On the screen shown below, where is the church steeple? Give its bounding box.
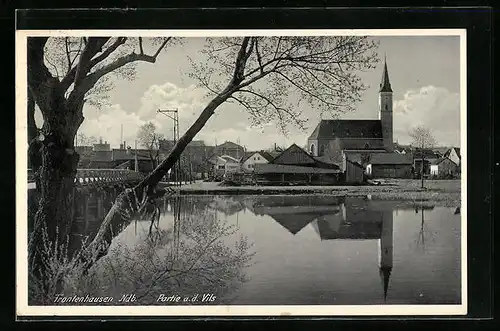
[378,54,394,152]
[379,55,393,93]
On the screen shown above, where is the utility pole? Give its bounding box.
[134,140,138,172]
[157,108,180,186]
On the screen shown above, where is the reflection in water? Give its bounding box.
[68,193,461,306]
[64,194,255,305]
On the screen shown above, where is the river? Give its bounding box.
[66,194,461,306]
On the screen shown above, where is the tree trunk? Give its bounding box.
[28,102,82,286]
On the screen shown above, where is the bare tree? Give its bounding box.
[27,36,175,279]
[87,36,379,262]
[75,133,98,168]
[409,125,437,188]
[137,122,164,169]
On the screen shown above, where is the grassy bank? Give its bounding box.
[159,179,461,207]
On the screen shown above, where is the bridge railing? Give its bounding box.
[75,169,144,185]
[28,168,145,189]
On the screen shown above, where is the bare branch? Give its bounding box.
[64,37,71,74]
[138,37,144,54]
[254,38,264,74]
[89,37,127,70]
[152,37,171,58]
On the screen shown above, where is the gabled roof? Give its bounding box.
[240,151,275,163]
[239,151,255,163]
[270,143,318,165]
[430,157,457,166]
[413,148,440,159]
[433,147,450,155]
[220,155,240,163]
[308,120,383,140]
[214,141,244,150]
[260,151,275,162]
[368,152,413,165]
[444,147,461,159]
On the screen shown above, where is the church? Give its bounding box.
[307,57,413,178]
[308,57,394,156]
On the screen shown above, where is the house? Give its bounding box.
[254,144,342,185]
[240,151,275,171]
[93,138,111,152]
[307,57,395,155]
[393,143,412,154]
[159,139,214,178]
[271,143,318,167]
[433,146,450,157]
[364,152,413,178]
[111,147,155,173]
[412,148,440,175]
[254,163,342,185]
[443,147,461,167]
[208,154,241,178]
[344,159,365,184]
[430,158,459,178]
[212,141,245,160]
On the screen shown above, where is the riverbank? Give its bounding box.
[159,179,461,207]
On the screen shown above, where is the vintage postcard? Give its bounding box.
[16,28,467,317]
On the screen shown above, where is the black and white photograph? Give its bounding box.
[17,29,466,316]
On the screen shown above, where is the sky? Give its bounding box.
[35,35,462,150]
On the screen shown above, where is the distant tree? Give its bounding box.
[75,133,98,168]
[324,139,343,164]
[76,133,98,147]
[409,125,437,188]
[137,122,164,169]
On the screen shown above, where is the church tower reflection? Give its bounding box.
[378,209,393,302]
[248,195,396,302]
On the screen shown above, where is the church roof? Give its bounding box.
[380,57,393,93]
[308,119,383,140]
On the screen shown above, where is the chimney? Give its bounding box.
[119,143,123,149]
[105,140,107,145]
[124,141,126,149]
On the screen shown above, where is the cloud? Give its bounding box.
[78,81,311,150]
[137,82,208,130]
[79,104,150,147]
[393,86,460,146]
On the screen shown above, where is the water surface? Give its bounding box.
[85,195,461,305]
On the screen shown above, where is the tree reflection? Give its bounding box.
[65,204,255,305]
[414,205,436,253]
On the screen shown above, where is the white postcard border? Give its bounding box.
[15,28,467,317]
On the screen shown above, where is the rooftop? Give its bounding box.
[308,119,383,140]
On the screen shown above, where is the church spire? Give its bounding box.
[379,54,393,93]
